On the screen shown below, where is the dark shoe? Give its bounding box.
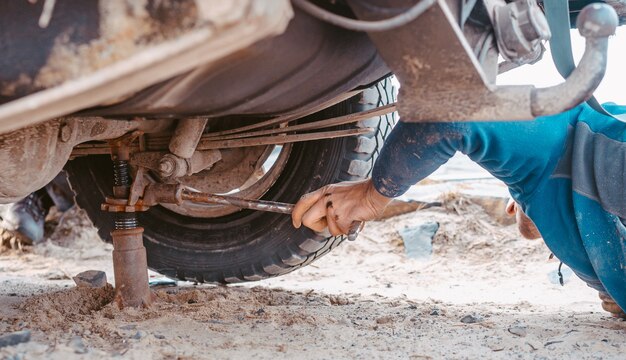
[0,193,48,244]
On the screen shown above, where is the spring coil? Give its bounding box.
[112,159,137,230]
[115,213,138,230]
[112,160,131,187]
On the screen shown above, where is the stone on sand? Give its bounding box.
[73,270,107,288]
[398,221,439,260]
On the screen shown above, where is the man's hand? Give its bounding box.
[292,179,392,236]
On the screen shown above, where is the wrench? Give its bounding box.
[180,189,364,241]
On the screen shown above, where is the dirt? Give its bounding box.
[1,195,625,359]
[32,0,199,91]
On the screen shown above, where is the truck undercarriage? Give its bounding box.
[0,0,623,305]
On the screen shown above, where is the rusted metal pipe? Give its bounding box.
[111,227,152,308]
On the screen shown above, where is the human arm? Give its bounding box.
[292,121,464,235]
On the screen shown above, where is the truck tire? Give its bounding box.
[66,77,397,283]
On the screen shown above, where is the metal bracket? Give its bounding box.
[348,0,617,121]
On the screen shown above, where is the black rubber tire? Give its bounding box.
[65,77,396,283]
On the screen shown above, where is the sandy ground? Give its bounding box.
[1,162,625,359]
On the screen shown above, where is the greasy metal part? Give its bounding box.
[498,44,545,74]
[173,147,268,195]
[493,0,550,62]
[0,117,168,203]
[107,141,151,309]
[144,184,364,240]
[143,183,185,206]
[110,141,138,229]
[203,90,362,138]
[531,37,608,116]
[533,4,618,115]
[161,144,292,218]
[109,131,143,199]
[348,0,616,121]
[71,104,390,157]
[132,150,222,178]
[128,167,150,207]
[0,0,293,134]
[210,104,396,141]
[73,127,373,155]
[111,227,152,309]
[197,128,373,150]
[168,117,209,159]
[101,197,150,213]
[182,189,294,214]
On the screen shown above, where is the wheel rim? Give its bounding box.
[159,144,293,218]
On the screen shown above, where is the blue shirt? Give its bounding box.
[372,103,626,311]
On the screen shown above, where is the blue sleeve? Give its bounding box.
[371,106,583,203]
[371,121,463,197]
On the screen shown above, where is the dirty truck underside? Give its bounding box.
[0,0,622,290]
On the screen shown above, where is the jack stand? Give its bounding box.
[103,132,152,308]
[111,227,152,308]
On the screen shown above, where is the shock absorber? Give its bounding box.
[103,134,152,308]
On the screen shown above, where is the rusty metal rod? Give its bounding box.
[181,190,293,214]
[211,104,396,141]
[71,127,374,157]
[197,128,373,150]
[203,90,362,138]
[180,189,363,241]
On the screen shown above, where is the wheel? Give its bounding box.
[65,77,397,283]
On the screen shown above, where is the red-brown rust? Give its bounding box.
[111,227,152,309]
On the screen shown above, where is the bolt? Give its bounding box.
[158,158,175,177]
[59,124,72,142]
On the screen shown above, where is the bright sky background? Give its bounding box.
[498,27,626,104]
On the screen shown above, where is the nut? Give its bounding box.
[158,158,175,177]
[59,124,72,142]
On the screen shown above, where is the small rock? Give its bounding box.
[73,270,107,288]
[376,316,393,324]
[398,221,439,260]
[148,277,177,287]
[0,330,31,348]
[255,308,265,315]
[68,336,87,354]
[430,308,440,316]
[508,325,528,337]
[154,334,166,340]
[132,331,146,340]
[119,324,137,330]
[485,337,505,352]
[329,295,349,305]
[460,314,482,324]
